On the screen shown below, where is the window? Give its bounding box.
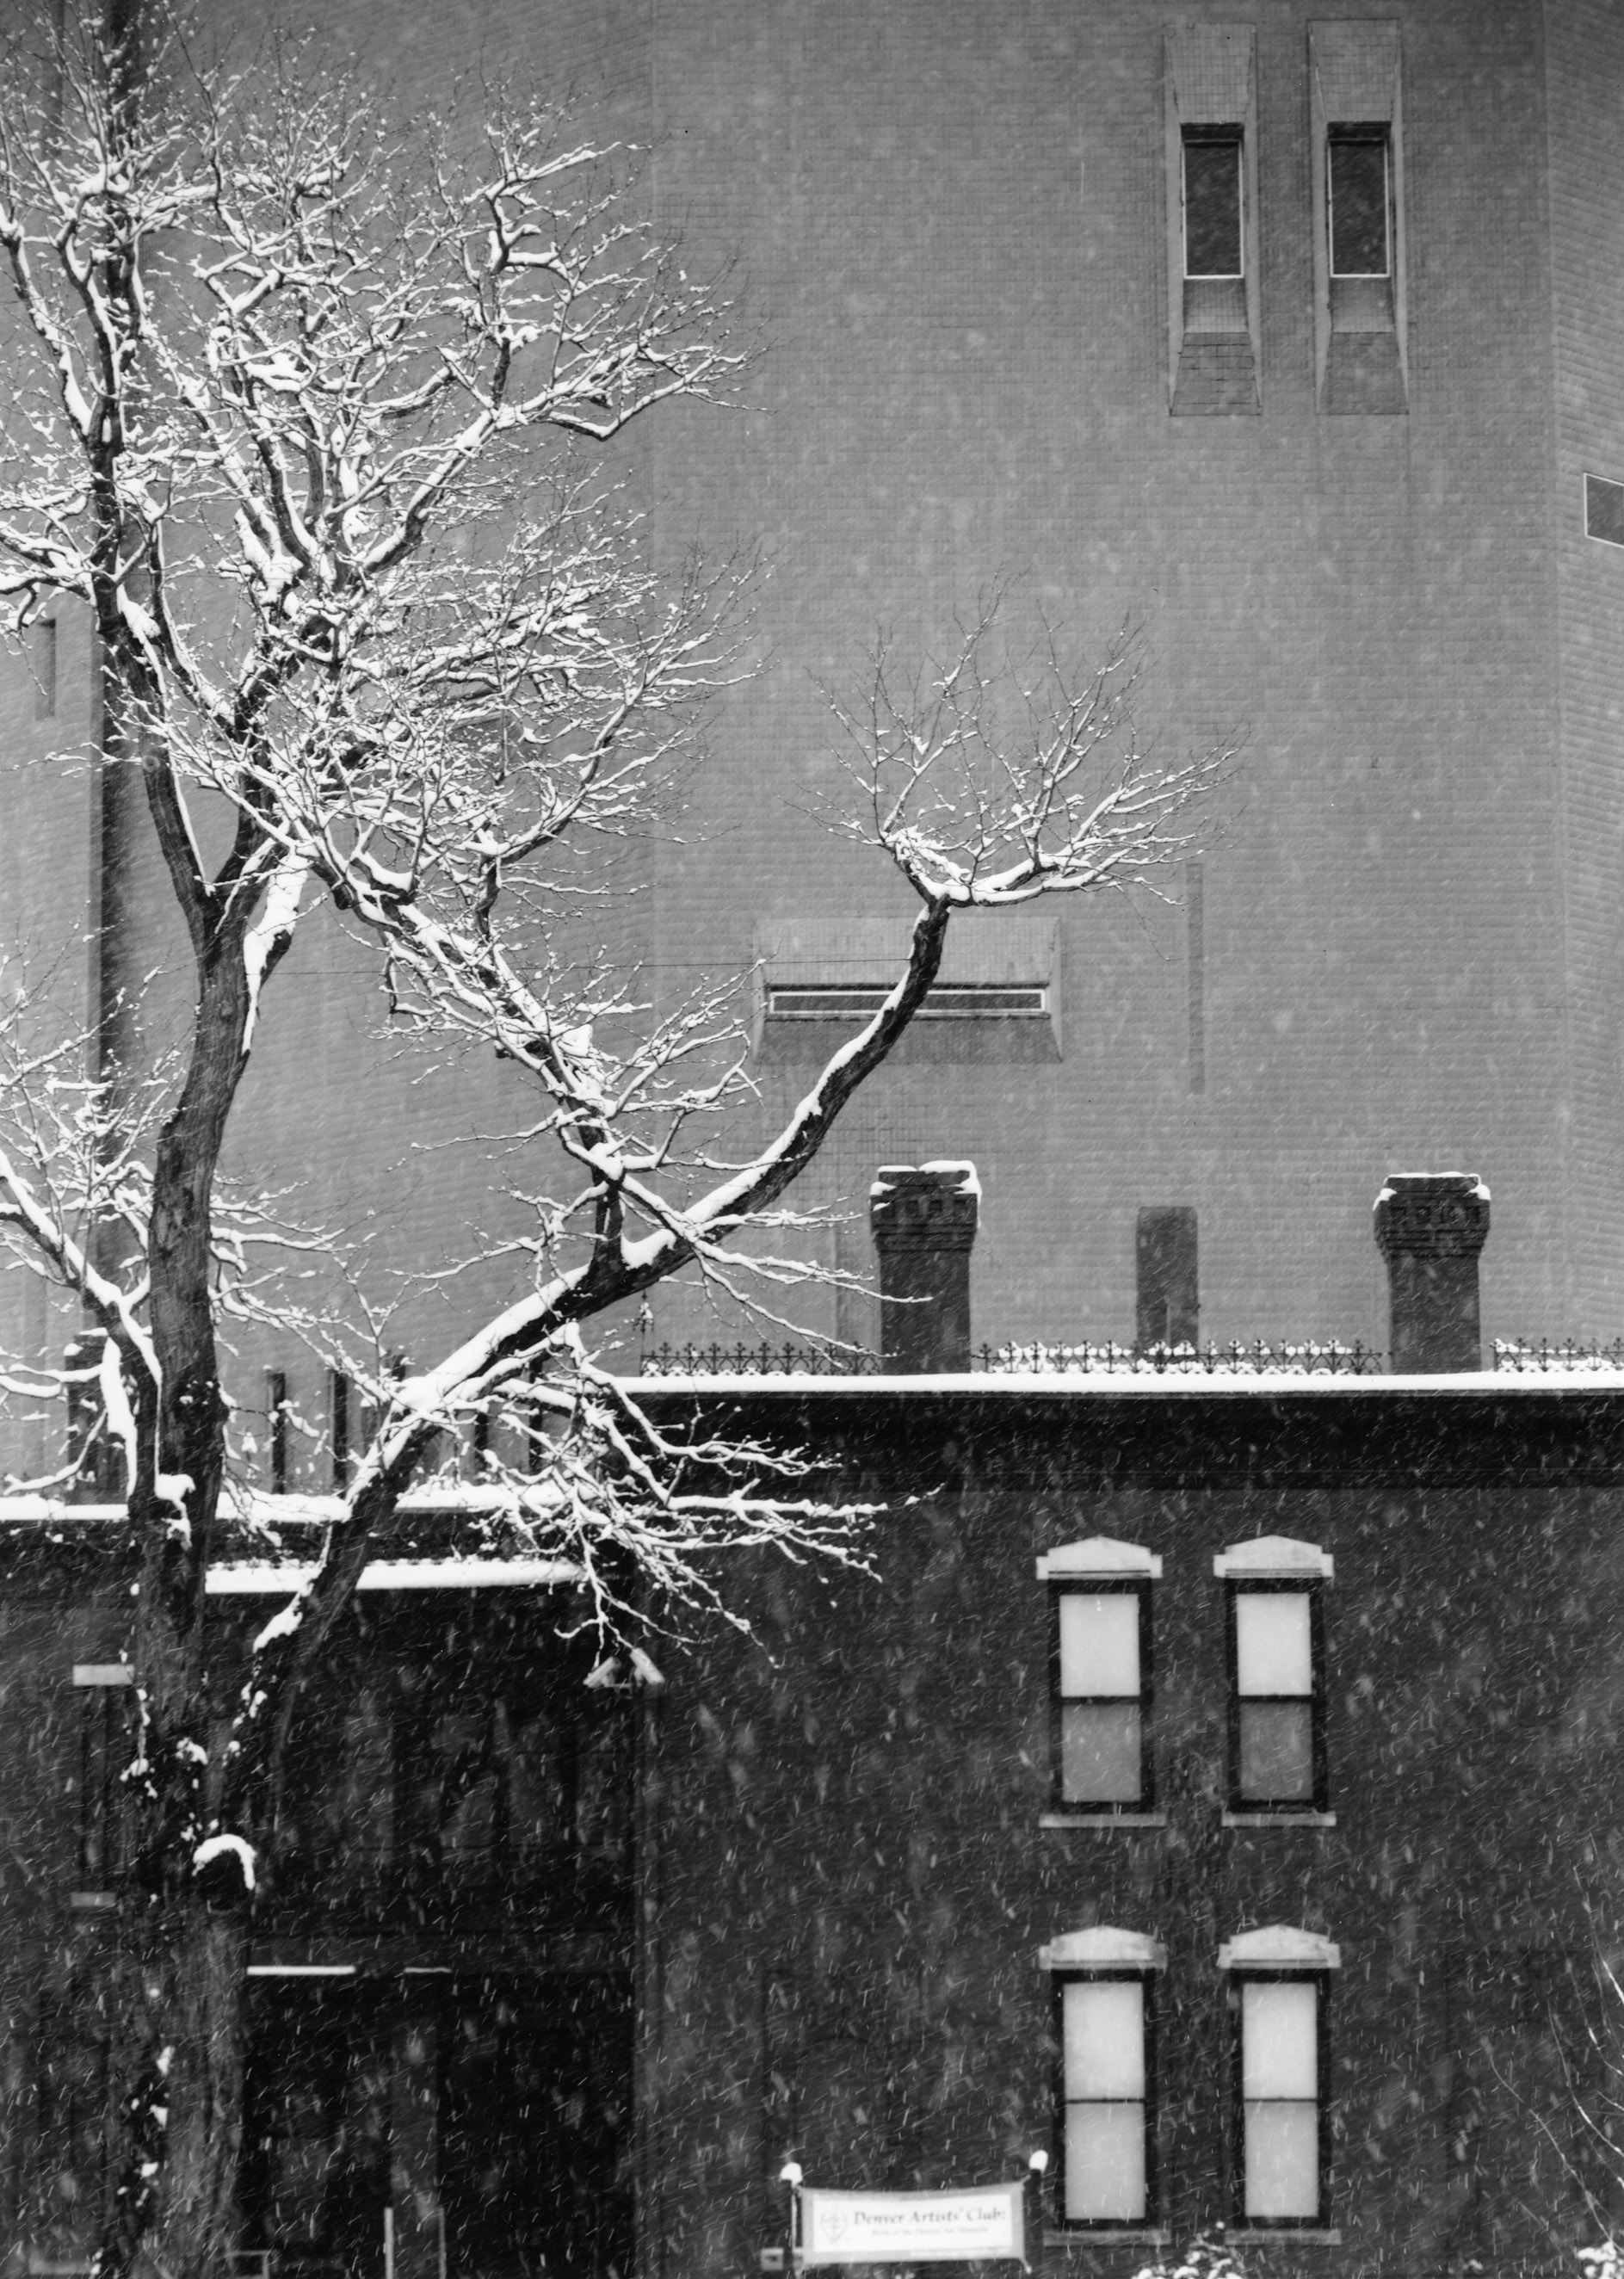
[329,1368,351,1491]
[266,1368,289,1493]
[1182,126,1244,278]
[1037,1540,1160,1815]
[72,1663,133,1901]
[1219,1927,1340,2229]
[765,981,1047,1021]
[1586,474,1624,547]
[1309,23,1405,414]
[1040,1927,1164,2230]
[1136,1207,1198,1349]
[1327,127,1390,276]
[33,617,57,720]
[1164,26,1258,416]
[1215,1539,1332,1817]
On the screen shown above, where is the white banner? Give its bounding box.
[798,2183,1025,2266]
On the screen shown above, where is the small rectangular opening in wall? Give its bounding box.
[1586,475,1624,547]
[764,982,1048,1021]
[33,619,57,720]
[1328,127,1390,276]
[266,1368,288,1493]
[1181,126,1244,278]
[1136,1207,1198,1349]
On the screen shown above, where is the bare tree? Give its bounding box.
[0,8,1231,2275]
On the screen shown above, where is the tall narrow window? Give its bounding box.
[1215,1540,1332,1818]
[33,617,57,720]
[330,1368,351,1492]
[1041,1928,1164,2231]
[266,1368,289,1493]
[1037,1540,1160,1816]
[1327,127,1390,276]
[72,1663,133,1900]
[1220,1929,1339,2228]
[1182,126,1244,278]
[1136,1207,1198,1349]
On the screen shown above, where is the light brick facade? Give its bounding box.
[2,0,1622,1420]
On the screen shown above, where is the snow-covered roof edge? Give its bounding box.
[1213,1535,1334,1580]
[206,1558,577,1595]
[1039,1926,1167,1971]
[624,1368,1624,1397]
[1217,1924,1341,1970]
[1037,1537,1163,1580]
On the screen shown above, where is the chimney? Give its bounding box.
[869,1162,980,1372]
[1373,1172,1491,1373]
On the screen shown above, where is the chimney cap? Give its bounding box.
[869,1160,981,1199]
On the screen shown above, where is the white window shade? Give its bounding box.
[1060,1974,1151,2223]
[1239,1979,1322,2221]
[1236,1594,1312,1695]
[1060,1594,1140,1695]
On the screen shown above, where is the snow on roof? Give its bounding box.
[1038,1926,1167,1971]
[1217,1924,1341,1971]
[624,1367,1624,1396]
[1036,1537,1163,1580]
[1374,1172,1491,1204]
[205,1558,577,1595]
[1213,1535,1334,1580]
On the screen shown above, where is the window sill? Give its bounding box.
[1040,1813,1167,1830]
[1227,2231,1341,2245]
[1046,2232,1169,2248]
[1223,1812,1337,1828]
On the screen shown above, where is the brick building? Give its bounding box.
[3,1195,1624,2279]
[3,2,1624,2274]
[5,0,1624,1478]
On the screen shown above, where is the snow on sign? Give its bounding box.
[798,2184,1025,2265]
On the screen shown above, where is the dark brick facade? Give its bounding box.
[1,1379,1621,2276]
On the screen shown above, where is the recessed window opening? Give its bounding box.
[33,617,57,720]
[266,1369,290,1493]
[1059,1973,1155,2225]
[764,981,1047,1021]
[1328,126,1390,277]
[330,1368,351,1492]
[1054,1584,1152,1809]
[1234,1974,1329,2225]
[1229,1584,1325,1810]
[1585,475,1624,548]
[1182,125,1244,279]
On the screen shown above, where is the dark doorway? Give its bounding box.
[243,1973,633,2279]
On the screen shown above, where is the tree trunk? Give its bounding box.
[104,1895,249,2279]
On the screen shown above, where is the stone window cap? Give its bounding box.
[1038,1538,1163,1581]
[1040,1926,1166,1972]
[1218,1924,1340,1972]
[1213,1535,1332,1580]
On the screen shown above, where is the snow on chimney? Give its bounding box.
[1373,1172,1491,1374]
[869,1163,980,1373]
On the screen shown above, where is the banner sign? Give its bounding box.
[798,2183,1025,2265]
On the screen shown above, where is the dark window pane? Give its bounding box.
[1062,1702,1143,1802]
[1136,1205,1198,1347]
[1329,133,1389,275]
[1182,134,1243,277]
[1238,1701,1313,1800]
[1587,475,1624,547]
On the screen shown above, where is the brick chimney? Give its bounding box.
[1373,1172,1491,1373]
[869,1163,980,1373]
